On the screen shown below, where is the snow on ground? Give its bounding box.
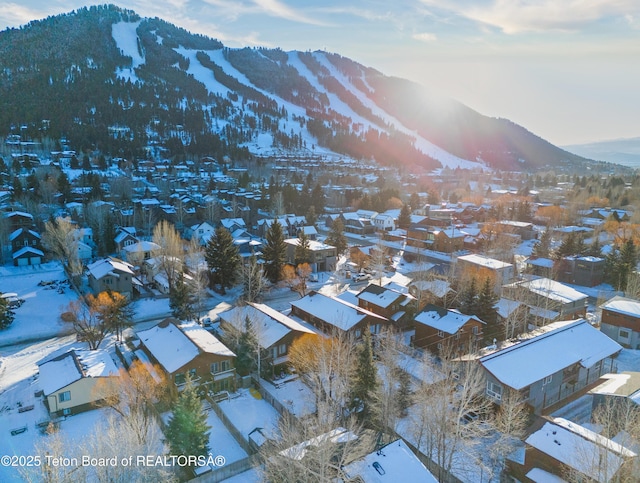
[112,20,144,82]
[259,377,316,418]
[0,263,79,347]
[615,349,640,373]
[218,388,280,442]
[311,52,481,170]
[551,394,593,425]
[205,407,248,464]
[175,48,231,97]
[131,297,171,321]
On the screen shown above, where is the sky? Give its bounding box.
[1,0,639,146]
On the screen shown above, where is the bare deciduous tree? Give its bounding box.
[42,217,82,282]
[152,220,185,294]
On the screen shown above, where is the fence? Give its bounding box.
[251,376,293,420]
[194,454,260,483]
[205,395,253,455]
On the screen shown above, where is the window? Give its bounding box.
[543,375,553,385]
[370,324,381,335]
[355,329,362,338]
[438,330,444,338]
[472,326,479,335]
[619,328,631,340]
[211,362,219,374]
[278,343,287,355]
[62,408,71,416]
[175,373,186,385]
[221,360,230,372]
[486,381,503,401]
[455,332,460,340]
[189,368,197,379]
[58,391,71,403]
[437,343,443,351]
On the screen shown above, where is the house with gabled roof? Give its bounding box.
[37,348,119,417]
[87,257,136,297]
[510,417,637,483]
[219,302,318,377]
[475,319,622,414]
[413,304,485,355]
[290,291,389,338]
[114,226,139,253]
[137,318,236,393]
[355,283,414,327]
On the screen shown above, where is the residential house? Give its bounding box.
[87,257,136,297]
[495,220,537,240]
[10,227,43,266]
[413,304,484,354]
[290,291,389,338]
[355,283,414,328]
[339,211,376,236]
[504,277,588,326]
[221,217,247,234]
[186,221,216,246]
[556,256,605,287]
[284,238,337,272]
[114,227,139,253]
[4,211,35,231]
[476,319,621,414]
[122,241,161,265]
[600,296,640,349]
[589,372,640,415]
[456,254,515,293]
[372,212,396,232]
[510,417,637,483]
[137,319,236,393]
[409,280,455,310]
[37,349,119,417]
[219,303,318,377]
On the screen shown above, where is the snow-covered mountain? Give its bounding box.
[0,5,590,171]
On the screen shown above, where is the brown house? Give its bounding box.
[508,417,637,482]
[290,291,389,338]
[137,319,236,393]
[355,284,414,328]
[600,296,640,349]
[406,225,464,253]
[412,304,484,355]
[219,302,318,377]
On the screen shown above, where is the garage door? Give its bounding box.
[30,257,41,265]
[16,257,28,266]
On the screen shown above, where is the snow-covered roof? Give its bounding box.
[122,241,161,253]
[291,292,386,331]
[137,320,200,373]
[601,296,640,318]
[9,228,40,241]
[494,298,524,319]
[284,238,335,251]
[457,253,513,270]
[588,372,640,400]
[410,280,452,298]
[517,278,588,304]
[343,439,438,483]
[87,257,134,279]
[526,257,555,268]
[38,349,119,395]
[180,322,235,357]
[220,304,316,349]
[525,418,636,483]
[12,246,44,258]
[357,284,404,309]
[414,304,483,334]
[480,320,622,390]
[525,467,568,483]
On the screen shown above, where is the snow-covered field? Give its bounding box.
[218,388,280,443]
[0,263,80,346]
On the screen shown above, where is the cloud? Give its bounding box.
[252,0,328,26]
[0,3,58,28]
[413,32,438,42]
[421,0,640,34]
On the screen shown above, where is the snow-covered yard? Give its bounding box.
[615,348,640,372]
[218,388,280,443]
[205,407,248,464]
[259,377,316,418]
[0,263,80,346]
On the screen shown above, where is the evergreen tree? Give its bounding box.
[459,277,478,316]
[350,330,378,420]
[586,237,603,258]
[326,218,348,255]
[531,228,551,259]
[170,273,194,320]
[395,367,411,418]
[235,317,258,376]
[205,226,241,294]
[409,192,421,212]
[554,232,577,260]
[311,183,325,213]
[294,231,312,266]
[262,220,287,284]
[57,171,72,204]
[397,203,412,230]
[165,377,211,461]
[618,238,638,291]
[476,277,499,341]
[306,205,317,226]
[0,295,15,330]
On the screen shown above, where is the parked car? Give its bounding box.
[353,273,372,283]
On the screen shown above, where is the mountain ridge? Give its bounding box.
[0,4,591,171]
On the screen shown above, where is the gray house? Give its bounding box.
[476,319,622,414]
